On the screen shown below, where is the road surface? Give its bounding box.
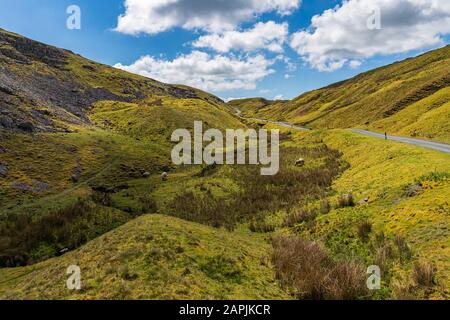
[235,110,450,154]
[351,129,450,154]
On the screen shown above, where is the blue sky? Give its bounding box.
[1,0,449,101]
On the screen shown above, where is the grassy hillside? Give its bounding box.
[256,122,449,299]
[227,98,286,118]
[0,214,289,300]
[0,28,244,267]
[3,122,448,300]
[0,28,224,133]
[1,29,448,300]
[317,130,450,299]
[229,46,450,143]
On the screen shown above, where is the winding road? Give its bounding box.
[350,129,450,154]
[235,110,450,154]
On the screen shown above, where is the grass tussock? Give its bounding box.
[249,220,276,233]
[337,193,355,208]
[168,145,346,230]
[394,261,441,299]
[412,261,437,289]
[272,235,368,300]
[283,208,318,228]
[357,220,372,242]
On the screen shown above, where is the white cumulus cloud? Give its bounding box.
[116,0,301,34]
[290,0,450,71]
[274,94,284,100]
[114,51,276,92]
[193,21,289,53]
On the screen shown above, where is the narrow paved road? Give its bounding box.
[351,129,450,154]
[235,110,450,154]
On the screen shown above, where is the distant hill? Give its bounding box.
[229,46,450,143]
[227,97,286,117]
[0,28,231,134]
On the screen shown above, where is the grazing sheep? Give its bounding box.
[142,171,151,178]
[295,158,305,167]
[161,172,168,181]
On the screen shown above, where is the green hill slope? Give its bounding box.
[0,214,289,300]
[0,29,244,267]
[0,28,225,133]
[229,46,450,143]
[1,29,448,300]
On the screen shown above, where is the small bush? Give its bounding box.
[394,235,412,262]
[0,198,130,267]
[272,236,368,300]
[319,199,331,214]
[283,208,318,228]
[200,255,243,283]
[374,244,395,272]
[139,195,158,213]
[249,220,275,233]
[167,145,346,230]
[337,193,355,208]
[357,220,372,242]
[416,172,450,184]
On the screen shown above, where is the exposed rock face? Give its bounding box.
[31,181,50,193]
[0,30,131,133]
[0,115,13,129]
[11,180,50,193]
[71,165,82,182]
[17,122,35,132]
[0,28,224,133]
[0,30,67,67]
[0,67,130,133]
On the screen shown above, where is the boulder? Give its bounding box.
[160,165,172,172]
[0,85,14,95]
[18,122,35,133]
[31,180,50,193]
[0,161,8,177]
[11,181,30,191]
[404,184,423,197]
[71,165,82,182]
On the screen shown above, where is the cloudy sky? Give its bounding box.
[1,0,449,100]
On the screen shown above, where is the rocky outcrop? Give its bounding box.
[0,161,8,177]
[0,28,225,133]
[11,180,50,193]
